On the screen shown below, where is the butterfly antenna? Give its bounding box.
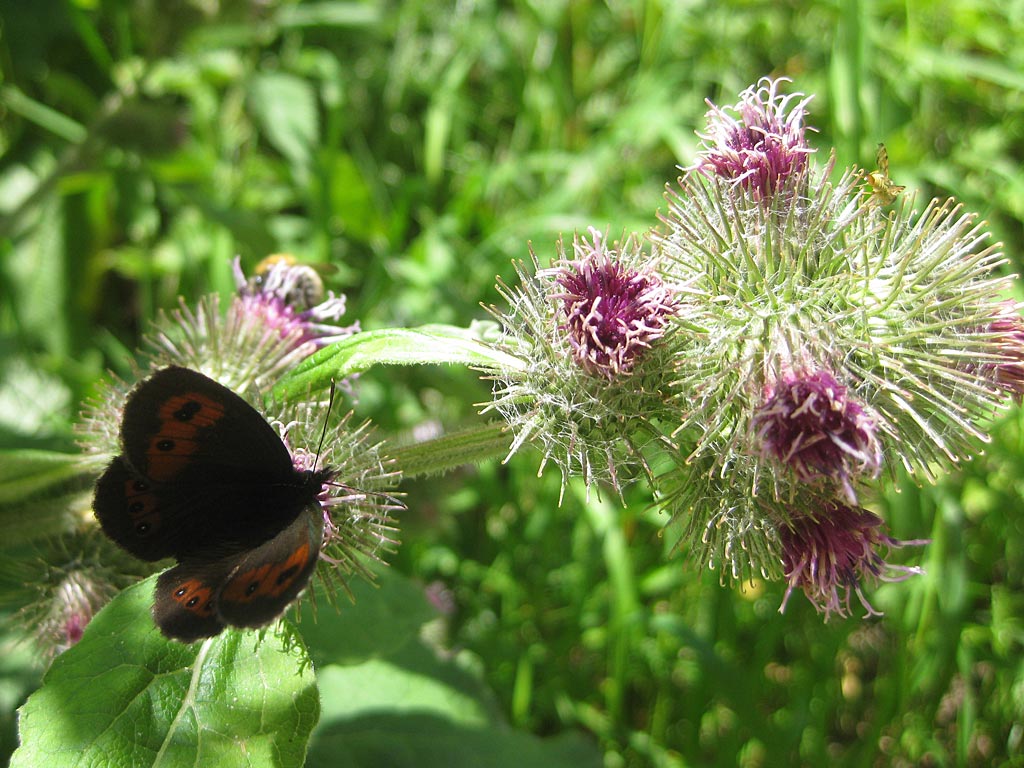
[313,379,337,470]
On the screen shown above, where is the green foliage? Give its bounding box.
[2,0,1024,766]
[275,323,525,399]
[13,579,320,767]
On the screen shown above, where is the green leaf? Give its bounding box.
[273,325,526,399]
[12,577,320,768]
[305,566,601,768]
[298,564,438,667]
[0,450,90,504]
[0,451,94,545]
[249,72,320,172]
[309,641,601,768]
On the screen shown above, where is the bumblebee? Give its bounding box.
[247,254,328,311]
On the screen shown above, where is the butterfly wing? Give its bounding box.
[153,558,233,641]
[94,367,314,561]
[216,508,324,630]
[152,509,322,642]
[119,366,294,485]
[94,456,179,561]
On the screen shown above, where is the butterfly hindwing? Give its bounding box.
[153,558,233,642]
[94,456,179,561]
[151,510,324,642]
[216,508,324,629]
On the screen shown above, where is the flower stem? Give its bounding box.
[389,422,512,479]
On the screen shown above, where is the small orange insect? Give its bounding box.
[865,143,905,206]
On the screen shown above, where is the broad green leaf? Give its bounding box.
[298,565,438,667]
[0,639,40,762]
[309,642,601,768]
[274,325,526,399]
[12,577,319,768]
[0,450,94,545]
[306,573,601,768]
[249,73,320,173]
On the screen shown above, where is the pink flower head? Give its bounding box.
[755,369,880,502]
[779,503,926,619]
[234,256,358,348]
[690,77,815,200]
[551,229,677,379]
[982,300,1024,402]
[45,571,112,657]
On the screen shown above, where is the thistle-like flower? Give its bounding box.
[779,503,926,619]
[41,571,110,655]
[550,229,678,379]
[234,255,355,345]
[1,533,142,660]
[690,76,816,200]
[754,368,881,502]
[273,400,401,591]
[77,256,359,461]
[486,229,681,497]
[144,256,357,391]
[978,300,1024,401]
[651,76,1020,597]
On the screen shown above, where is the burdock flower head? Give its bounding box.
[486,228,681,496]
[978,300,1024,401]
[264,399,401,590]
[755,368,881,503]
[690,76,816,200]
[651,76,1021,601]
[77,256,359,462]
[145,255,357,389]
[550,228,678,379]
[1,532,142,660]
[779,503,926,619]
[235,255,355,345]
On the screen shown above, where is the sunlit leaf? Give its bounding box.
[12,578,319,768]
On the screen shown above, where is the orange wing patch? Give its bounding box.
[170,579,217,617]
[145,391,226,480]
[221,542,314,603]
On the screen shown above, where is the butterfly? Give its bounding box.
[93,366,332,642]
[865,142,905,206]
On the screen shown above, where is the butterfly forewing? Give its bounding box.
[119,366,295,485]
[95,366,319,561]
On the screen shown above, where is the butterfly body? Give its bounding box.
[93,366,331,641]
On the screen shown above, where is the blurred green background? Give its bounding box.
[2,0,1023,765]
